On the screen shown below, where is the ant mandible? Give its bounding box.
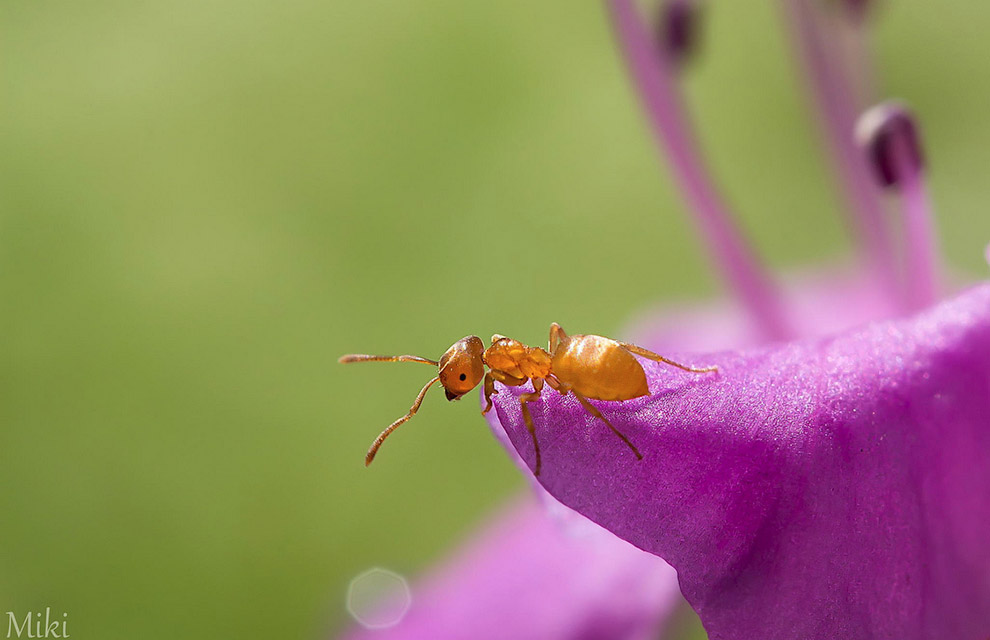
[340,323,717,476]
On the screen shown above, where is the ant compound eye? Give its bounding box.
[459,373,467,381]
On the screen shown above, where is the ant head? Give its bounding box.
[438,336,485,400]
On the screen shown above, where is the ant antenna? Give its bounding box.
[339,354,439,365]
[364,376,440,466]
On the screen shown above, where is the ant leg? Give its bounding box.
[572,391,643,460]
[548,323,568,353]
[545,375,570,398]
[483,370,527,415]
[481,372,497,415]
[365,376,440,466]
[618,343,718,373]
[518,378,546,476]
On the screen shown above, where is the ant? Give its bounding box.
[340,323,717,475]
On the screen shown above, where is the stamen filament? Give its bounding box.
[856,101,939,310]
[834,7,876,107]
[781,0,899,300]
[606,0,789,341]
[895,142,939,309]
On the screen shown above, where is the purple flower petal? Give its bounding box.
[487,284,990,640]
[341,498,684,640]
[623,268,899,353]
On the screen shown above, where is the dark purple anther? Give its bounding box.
[831,0,875,22]
[857,101,938,308]
[856,101,924,189]
[656,0,703,67]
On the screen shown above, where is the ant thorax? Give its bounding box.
[483,336,552,381]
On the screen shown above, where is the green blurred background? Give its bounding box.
[2,1,989,638]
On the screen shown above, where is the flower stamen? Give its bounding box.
[607,0,790,341]
[654,0,704,69]
[832,0,875,24]
[857,101,939,309]
[781,0,899,301]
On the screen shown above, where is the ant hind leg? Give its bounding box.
[548,323,567,353]
[619,342,717,373]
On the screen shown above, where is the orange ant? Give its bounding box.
[340,323,717,475]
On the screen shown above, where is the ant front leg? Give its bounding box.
[481,370,526,416]
[482,372,497,415]
[518,378,546,476]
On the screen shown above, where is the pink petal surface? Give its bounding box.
[488,283,990,640]
[622,267,899,353]
[341,497,683,640]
